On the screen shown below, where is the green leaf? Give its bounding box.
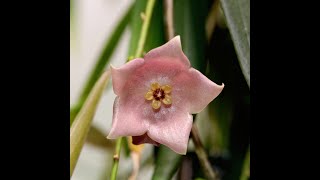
[152,146,183,180]
[220,0,250,88]
[70,70,111,177]
[204,26,250,180]
[70,5,133,125]
[240,147,250,180]
[86,125,115,149]
[173,0,211,73]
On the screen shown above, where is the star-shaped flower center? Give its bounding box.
[144,82,172,109]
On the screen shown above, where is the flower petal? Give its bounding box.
[173,68,224,114]
[147,112,193,155]
[107,96,148,139]
[143,36,190,68]
[108,60,189,139]
[111,58,145,96]
[132,133,160,146]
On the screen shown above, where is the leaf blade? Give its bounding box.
[240,147,250,180]
[70,5,132,125]
[220,0,250,88]
[173,0,210,73]
[70,70,111,177]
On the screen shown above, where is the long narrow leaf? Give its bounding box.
[240,147,250,180]
[70,70,111,177]
[70,5,133,125]
[220,0,250,88]
[86,125,115,149]
[173,0,211,73]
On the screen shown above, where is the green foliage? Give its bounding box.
[220,0,250,87]
[70,5,133,125]
[86,125,115,149]
[173,0,211,73]
[128,0,165,59]
[70,71,111,177]
[240,147,250,180]
[207,25,250,180]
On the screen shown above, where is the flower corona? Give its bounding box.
[145,82,172,109]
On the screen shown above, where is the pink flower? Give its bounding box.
[107,36,224,154]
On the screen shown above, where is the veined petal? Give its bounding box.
[111,58,145,96]
[107,96,148,139]
[147,112,193,155]
[143,36,190,68]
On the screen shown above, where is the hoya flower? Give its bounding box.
[107,36,224,154]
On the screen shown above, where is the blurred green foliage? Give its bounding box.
[128,0,165,58]
[220,0,250,87]
[70,5,133,125]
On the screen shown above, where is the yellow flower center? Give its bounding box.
[144,82,172,109]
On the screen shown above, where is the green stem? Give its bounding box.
[110,0,156,179]
[70,5,133,125]
[163,0,174,40]
[134,0,156,58]
[110,137,123,180]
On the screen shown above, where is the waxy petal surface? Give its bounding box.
[107,36,224,155]
[107,97,148,139]
[171,68,225,114]
[111,58,145,96]
[147,112,193,154]
[144,36,190,67]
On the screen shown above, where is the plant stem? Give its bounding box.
[110,137,123,180]
[110,1,156,179]
[191,124,219,180]
[163,0,174,40]
[134,0,156,58]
